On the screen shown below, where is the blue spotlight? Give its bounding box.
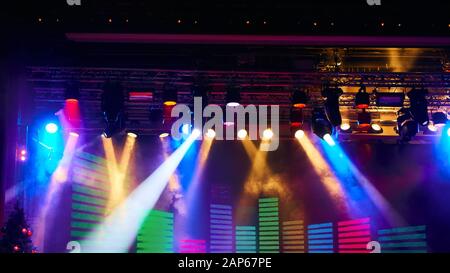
[182,124,191,135]
[323,133,336,147]
[45,123,58,134]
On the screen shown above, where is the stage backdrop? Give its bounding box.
[33,136,450,253]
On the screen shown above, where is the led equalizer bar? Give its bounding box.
[258,197,280,253]
[137,210,174,253]
[337,218,371,253]
[235,226,257,253]
[307,222,334,253]
[209,204,233,253]
[179,239,206,253]
[282,220,306,253]
[377,225,427,253]
[70,152,108,246]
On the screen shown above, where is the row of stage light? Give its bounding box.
[59,81,450,145]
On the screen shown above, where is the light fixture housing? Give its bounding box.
[322,87,343,127]
[163,85,178,106]
[407,88,429,126]
[311,108,334,139]
[397,107,418,142]
[226,86,241,107]
[357,110,372,130]
[355,85,370,109]
[292,89,309,109]
[432,112,448,127]
[101,81,125,138]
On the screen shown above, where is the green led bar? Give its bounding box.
[258,198,280,253]
[137,210,174,253]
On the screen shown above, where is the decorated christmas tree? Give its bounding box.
[0,203,36,253]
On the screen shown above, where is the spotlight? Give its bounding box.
[292,89,309,109]
[20,155,27,162]
[192,128,201,138]
[322,87,343,127]
[237,129,248,139]
[45,123,58,134]
[20,149,27,156]
[357,109,372,130]
[427,123,438,132]
[69,132,79,137]
[163,85,178,106]
[323,134,336,147]
[311,108,334,140]
[407,88,429,126]
[159,132,170,138]
[65,81,80,101]
[290,108,303,127]
[127,132,138,138]
[101,81,125,138]
[226,85,241,107]
[340,123,352,133]
[205,129,216,139]
[370,123,383,133]
[262,129,274,140]
[295,130,305,140]
[355,85,370,109]
[397,107,418,142]
[447,127,450,137]
[182,124,191,135]
[432,112,448,128]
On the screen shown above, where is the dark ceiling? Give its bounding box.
[3,0,450,35]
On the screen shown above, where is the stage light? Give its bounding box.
[322,87,343,127]
[45,123,58,134]
[290,108,303,127]
[192,128,201,137]
[407,88,429,126]
[447,127,450,137]
[205,129,216,139]
[371,123,382,132]
[226,86,241,107]
[127,132,138,138]
[182,124,191,135]
[340,123,351,131]
[311,108,334,140]
[295,130,305,140]
[163,84,178,106]
[397,107,418,142]
[237,129,248,139]
[292,89,308,109]
[323,134,336,147]
[69,132,79,137]
[101,81,125,138]
[428,123,438,132]
[159,132,170,138]
[20,149,27,156]
[262,129,274,140]
[357,110,372,130]
[432,112,448,128]
[65,81,80,101]
[355,85,370,109]
[20,155,27,162]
